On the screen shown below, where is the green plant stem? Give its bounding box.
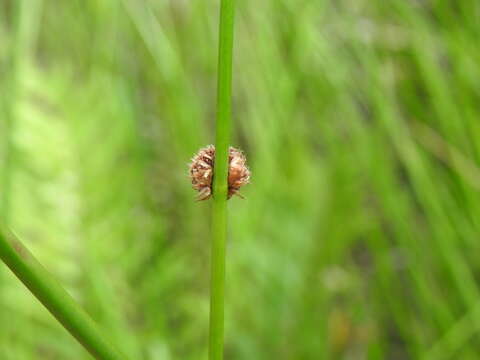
[0,229,127,360]
[209,0,236,359]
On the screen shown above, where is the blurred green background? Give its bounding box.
[1,0,480,359]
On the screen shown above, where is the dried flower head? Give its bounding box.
[189,145,250,201]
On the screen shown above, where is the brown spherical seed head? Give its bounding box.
[189,145,250,201]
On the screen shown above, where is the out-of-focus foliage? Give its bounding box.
[1,0,480,359]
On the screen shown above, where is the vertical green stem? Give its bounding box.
[0,229,127,360]
[209,0,236,359]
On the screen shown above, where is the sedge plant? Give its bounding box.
[209,0,236,359]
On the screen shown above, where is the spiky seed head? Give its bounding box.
[189,145,250,201]
[227,147,250,199]
[189,145,215,201]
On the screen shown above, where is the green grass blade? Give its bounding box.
[209,0,236,359]
[0,229,127,360]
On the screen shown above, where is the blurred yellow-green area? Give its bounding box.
[2,0,480,359]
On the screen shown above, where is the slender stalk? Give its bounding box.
[209,0,236,359]
[0,229,127,360]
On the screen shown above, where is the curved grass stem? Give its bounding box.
[0,229,127,360]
